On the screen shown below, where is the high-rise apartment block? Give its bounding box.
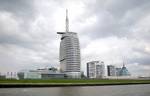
[107,65,116,76]
[87,61,105,78]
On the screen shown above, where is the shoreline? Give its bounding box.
[1,79,150,88]
[0,82,150,88]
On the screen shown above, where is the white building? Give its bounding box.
[24,71,41,79]
[57,10,81,78]
[17,68,65,79]
[87,61,105,78]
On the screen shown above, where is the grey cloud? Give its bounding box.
[80,0,150,39]
[127,46,150,66]
[0,0,35,19]
[129,57,150,66]
[105,0,150,18]
[0,0,56,50]
[0,0,37,49]
[0,0,37,42]
[0,34,34,50]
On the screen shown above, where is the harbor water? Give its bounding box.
[0,84,150,96]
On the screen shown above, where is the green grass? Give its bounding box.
[0,79,150,84]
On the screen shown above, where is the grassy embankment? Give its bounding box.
[0,79,150,85]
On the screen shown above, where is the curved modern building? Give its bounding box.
[57,10,81,78]
[119,64,130,76]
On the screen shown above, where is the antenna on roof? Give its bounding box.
[122,56,126,67]
[66,9,69,32]
[123,61,125,67]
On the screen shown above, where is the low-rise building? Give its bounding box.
[17,67,65,79]
[0,75,6,79]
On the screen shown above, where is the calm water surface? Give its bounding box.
[0,84,150,96]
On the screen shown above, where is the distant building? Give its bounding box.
[17,72,24,79]
[116,68,122,76]
[57,10,81,78]
[87,61,105,78]
[17,67,65,79]
[107,65,116,76]
[24,70,41,79]
[119,64,131,76]
[115,64,131,76]
[0,75,6,79]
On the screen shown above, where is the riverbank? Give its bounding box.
[0,79,150,88]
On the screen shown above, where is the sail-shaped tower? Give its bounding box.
[57,10,81,78]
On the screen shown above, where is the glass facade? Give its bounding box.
[119,66,130,76]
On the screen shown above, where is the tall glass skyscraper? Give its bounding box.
[57,10,81,78]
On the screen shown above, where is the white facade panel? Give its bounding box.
[58,32,81,78]
[87,61,105,78]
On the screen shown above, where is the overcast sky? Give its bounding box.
[0,0,150,76]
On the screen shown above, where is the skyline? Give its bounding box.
[0,0,150,76]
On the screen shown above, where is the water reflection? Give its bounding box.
[57,87,83,96]
[0,84,150,96]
